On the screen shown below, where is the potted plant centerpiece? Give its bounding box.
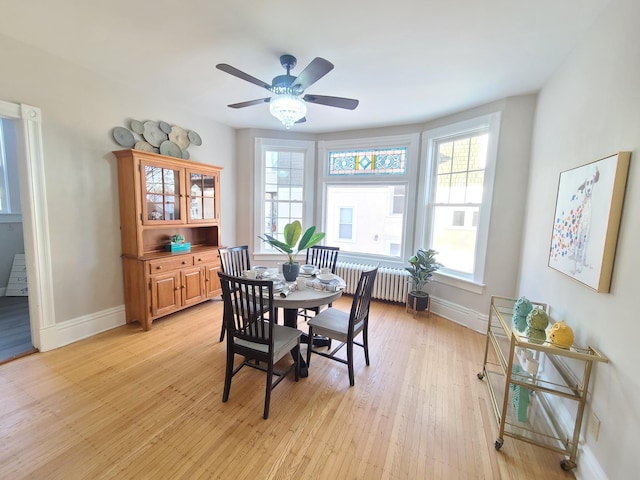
[405,248,441,312]
[259,221,325,281]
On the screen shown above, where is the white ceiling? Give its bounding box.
[0,0,610,133]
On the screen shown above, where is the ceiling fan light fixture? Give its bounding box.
[269,93,306,129]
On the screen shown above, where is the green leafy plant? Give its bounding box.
[171,234,185,244]
[405,248,442,296]
[259,221,326,264]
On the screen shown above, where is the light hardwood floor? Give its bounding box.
[0,297,575,479]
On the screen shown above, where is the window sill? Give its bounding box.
[0,214,22,223]
[433,272,485,294]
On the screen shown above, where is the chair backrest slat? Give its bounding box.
[306,246,339,273]
[219,272,274,348]
[349,266,379,335]
[219,245,251,277]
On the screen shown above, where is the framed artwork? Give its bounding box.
[549,152,631,292]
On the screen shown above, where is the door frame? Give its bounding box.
[0,100,55,350]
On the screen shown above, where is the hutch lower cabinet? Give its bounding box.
[114,149,223,330]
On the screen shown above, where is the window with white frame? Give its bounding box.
[0,119,9,213]
[318,134,420,263]
[338,207,354,240]
[0,117,21,218]
[420,113,501,284]
[254,138,315,254]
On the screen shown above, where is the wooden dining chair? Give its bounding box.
[306,265,379,386]
[218,272,302,419]
[298,246,340,323]
[218,245,251,341]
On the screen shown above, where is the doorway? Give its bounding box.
[0,100,55,360]
[0,117,35,363]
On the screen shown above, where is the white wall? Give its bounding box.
[520,0,639,477]
[0,33,235,346]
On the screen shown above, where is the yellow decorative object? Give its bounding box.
[547,321,574,349]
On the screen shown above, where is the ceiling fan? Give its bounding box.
[216,54,359,128]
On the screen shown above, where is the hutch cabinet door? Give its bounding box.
[150,271,181,317]
[181,266,206,306]
[204,262,222,298]
[141,160,185,225]
[187,169,219,223]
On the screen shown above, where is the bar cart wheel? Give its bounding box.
[495,439,503,450]
[560,459,576,471]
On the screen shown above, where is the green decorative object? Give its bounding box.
[512,313,528,333]
[525,326,546,344]
[510,365,531,422]
[259,221,325,265]
[513,296,533,317]
[405,248,442,295]
[526,308,549,330]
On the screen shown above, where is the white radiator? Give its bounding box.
[336,262,409,303]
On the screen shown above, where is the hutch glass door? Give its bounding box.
[142,162,183,224]
[188,171,217,222]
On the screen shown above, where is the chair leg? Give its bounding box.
[347,340,355,386]
[292,344,300,381]
[222,350,234,402]
[306,326,314,366]
[363,325,370,366]
[264,360,274,419]
[219,322,226,342]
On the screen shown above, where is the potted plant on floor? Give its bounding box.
[405,248,441,312]
[259,221,326,281]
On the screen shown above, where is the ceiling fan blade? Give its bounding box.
[216,64,272,91]
[292,58,334,91]
[303,94,359,110]
[228,98,271,109]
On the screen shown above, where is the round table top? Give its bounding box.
[272,285,344,310]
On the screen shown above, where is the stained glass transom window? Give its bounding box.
[328,147,407,175]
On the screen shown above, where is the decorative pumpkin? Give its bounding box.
[547,321,574,349]
[514,297,533,317]
[526,308,549,330]
[525,326,547,344]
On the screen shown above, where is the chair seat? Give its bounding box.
[236,323,302,361]
[308,308,364,344]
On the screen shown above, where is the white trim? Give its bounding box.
[574,444,607,480]
[317,133,420,263]
[430,296,486,333]
[0,101,55,350]
[39,305,126,352]
[253,137,316,255]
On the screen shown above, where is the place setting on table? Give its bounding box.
[243,265,346,298]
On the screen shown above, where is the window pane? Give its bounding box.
[392,185,405,214]
[435,175,451,203]
[329,147,407,175]
[326,185,404,257]
[432,206,478,274]
[449,172,468,203]
[466,171,485,203]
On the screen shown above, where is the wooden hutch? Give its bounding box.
[114,149,223,330]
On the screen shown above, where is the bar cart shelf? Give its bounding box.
[478,296,608,471]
